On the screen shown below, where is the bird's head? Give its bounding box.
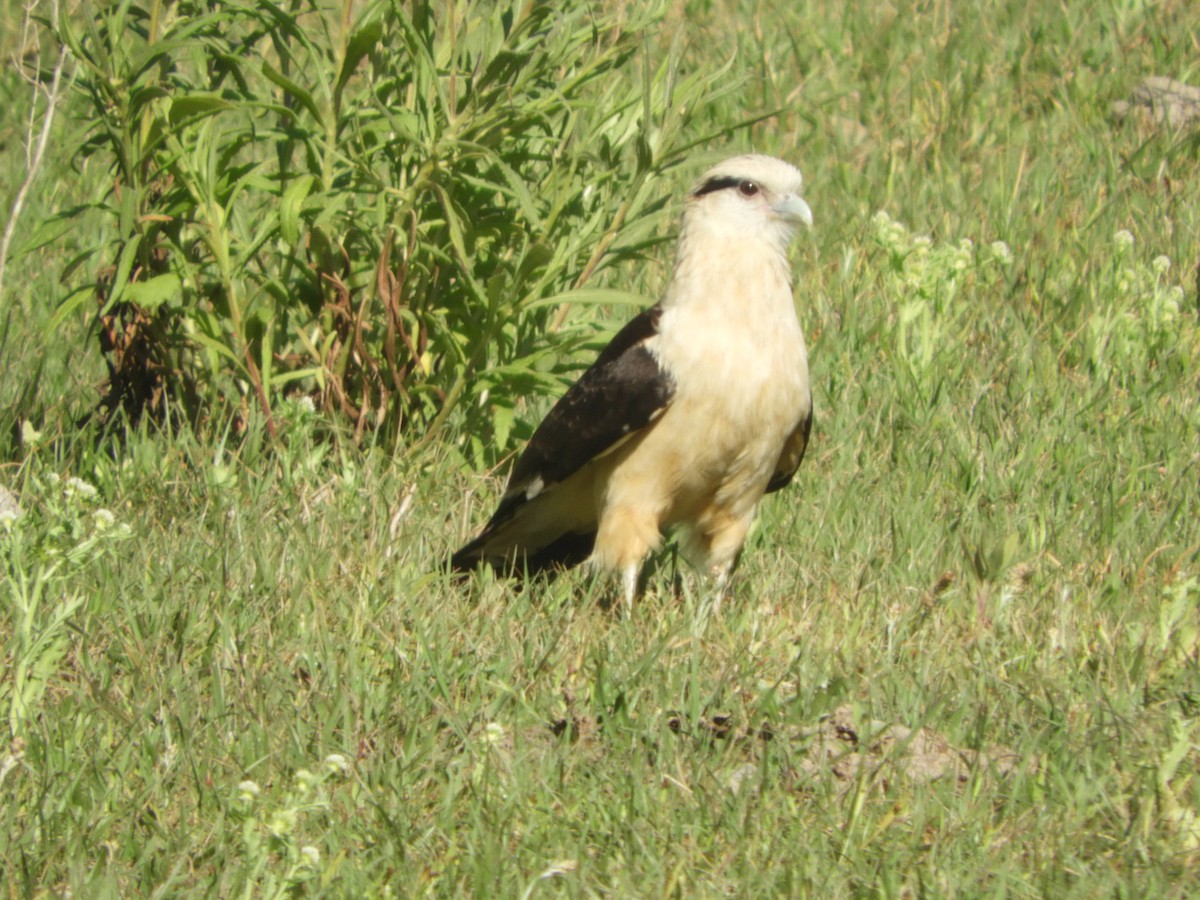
[685,155,812,250]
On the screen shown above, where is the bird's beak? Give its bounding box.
[774,194,813,228]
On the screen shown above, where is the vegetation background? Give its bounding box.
[1,0,1198,895]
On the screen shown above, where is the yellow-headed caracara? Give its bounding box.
[452,154,814,611]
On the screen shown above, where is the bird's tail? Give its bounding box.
[449,529,597,578]
[449,534,490,573]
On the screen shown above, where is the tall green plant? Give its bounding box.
[55,0,758,453]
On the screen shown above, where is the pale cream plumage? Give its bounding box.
[452,154,814,612]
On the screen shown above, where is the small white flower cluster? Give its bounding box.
[1086,229,1191,380]
[323,753,349,773]
[1,472,132,567]
[457,720,514,788]
[482,721,507,746]
[282,394,317,418]
[871,210,1012,371]
[874,211,1010,301]
[871,209,909,254]
[232,752,352,885]
[62,476,98,501]
[1115,231,1185,316]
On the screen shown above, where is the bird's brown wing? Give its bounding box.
[765,394,813,494]
[451,305,675,571]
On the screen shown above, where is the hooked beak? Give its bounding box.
[774,194,813,228]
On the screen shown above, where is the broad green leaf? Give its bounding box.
[280,175,316,246]
[261,61,323,123]
[269,366,326,389]
[46,285,98,334]
[336,20,384,99]
[167,94,234,126]
[189,330,242,366]
[126,273,182,310]
[11,215,79,259]
[490,401,515,450]
[100,238,144,314]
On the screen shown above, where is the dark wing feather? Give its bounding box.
[503,304,671,502]
[765,394,813,494]
[451,305,674,572]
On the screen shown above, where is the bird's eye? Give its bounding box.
[738,180,760,197]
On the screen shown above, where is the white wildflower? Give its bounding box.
[237,780,261,802]
[93,509,116,531]
[1114,229,1135,254]
[268,809,297,837]
[324,753,349,774]
[871,210,909,252]
[483,722,506,746]
[950,239,974,272]
[20,420,43,446]
[64,477,98,501]
[300,845,321,867]
[1152,255,1171,275]
[990,241,1013,265]
[1151,286,1184,323]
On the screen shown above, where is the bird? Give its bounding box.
[451,154,814,613]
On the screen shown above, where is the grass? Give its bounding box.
[3,0,1200,895]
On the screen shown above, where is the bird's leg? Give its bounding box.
[621,564,639,617]
[708,565,732,617]
[592,503,659,617]
[685,512,750,619]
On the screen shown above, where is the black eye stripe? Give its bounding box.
[692,175,747,198]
